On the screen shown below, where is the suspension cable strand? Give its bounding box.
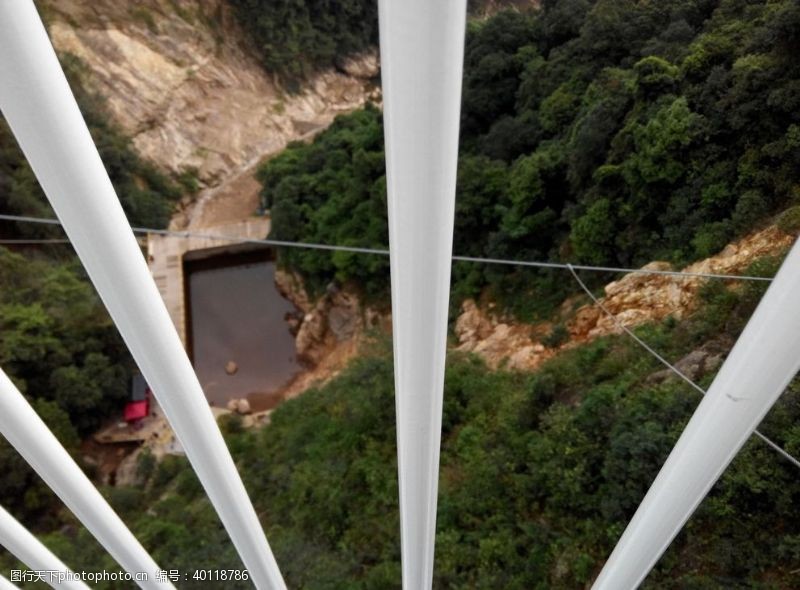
[0,503,90,590]
[0,370,173,590]
[378,1,467,588]
[0,213,777,283]
[578,237,800,589]
[0,3,285,588]
[454,254,775,282]
[7,208,800,476]
[567,264,800,469]
[0,239,71,244]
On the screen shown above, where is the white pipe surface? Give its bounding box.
[0,573,20,590]
[378,2,467,588]
[0,370,170,589]
[0,3,285,589]
[593,238,800,589]
[0,504,88,590]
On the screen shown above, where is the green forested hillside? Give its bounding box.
[228,0,511,82]
[260,0,800,318]
[229,0,379,82]
[2,1,800,588]
[0,53,184,526]
[8,256,798,588]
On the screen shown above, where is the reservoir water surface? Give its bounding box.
[185,247,300,410]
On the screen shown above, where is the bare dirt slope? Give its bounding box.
[42,0,379,228]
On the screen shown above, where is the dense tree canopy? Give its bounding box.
[0,53,182,525]
[9,259,799,587]
[0,247,132,525]
[229,0,379,82]
[260,105,389,296]
[2,3,799,586]
[259,0,800,318]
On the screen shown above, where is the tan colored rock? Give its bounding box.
[278,270,385,365]
[454,299,493,343]
[296,312,328,362]
[364,307,382,329]
[567,225,794,342]
[274,269,313,313]
[455,299,552,371]
[456,224,793,372]
[236,398,251,415]
[336,49,380,79]
[114,449,145,487]
[570,305,601,339]
[328,290,364,341]
[43,0,380,229]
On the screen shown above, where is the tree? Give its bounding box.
[229,0,378,83]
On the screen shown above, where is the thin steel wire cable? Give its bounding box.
[567,263,800,470]
[0,213,778,282]
[3,214,793,463]
[5,210,794,467]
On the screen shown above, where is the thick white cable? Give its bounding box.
[0,504,88,590]
[592,238,800,589]
[378,1,467,588]
[0,3,285,588]
[0,370,170,589]
[0,573,20,590]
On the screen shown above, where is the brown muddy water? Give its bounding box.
[185,247,301,411]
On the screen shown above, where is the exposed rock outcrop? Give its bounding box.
[275,269,384,366]
[455,300,554,371]
[568,225,794,341]
[272,269,388,400]
[43,0,381,229]
[456,225,795,370]
[335,49,380,79]
[647,340,730,385]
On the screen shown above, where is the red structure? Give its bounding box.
[124,374,151,425]
[123,399,149,423]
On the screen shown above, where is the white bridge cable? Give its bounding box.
[0,213,778,283]
[378,1,467,588]
[0,3,285,589]
[0,503,89,590]
[0,370,172,590]
[587,238,800,589]
[0,573,20,590]
[567,265,800,470]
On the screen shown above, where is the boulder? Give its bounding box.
[335,49,380,79]
[236,398,252,415]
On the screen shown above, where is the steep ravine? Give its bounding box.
[45,0,797,430]
[43,0,380,229]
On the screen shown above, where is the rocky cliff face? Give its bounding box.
[272,269,387,399]
[455,224,795,370]
[42,0,380,228]
[274,269,384,364]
